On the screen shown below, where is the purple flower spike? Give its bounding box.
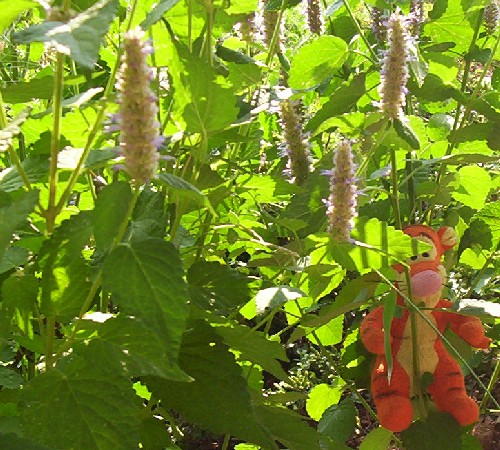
[326,140,358,243]
[115,27,160,185]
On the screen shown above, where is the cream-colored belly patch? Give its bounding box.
[396,311,439,395]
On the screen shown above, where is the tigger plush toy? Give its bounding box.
[360,225,491,432]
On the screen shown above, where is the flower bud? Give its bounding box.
[307,0,323,35]
[409,0,424,37]
[371,7,386,42]
[484,0,500,35]
[326,140,357,243]
[279,99,312,186]
[378,13,410,119]
[116,27,161,185]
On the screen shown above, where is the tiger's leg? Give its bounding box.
[428,349,479,426]
[371,356,413,432]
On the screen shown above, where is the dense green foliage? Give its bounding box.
[0,0,499,449]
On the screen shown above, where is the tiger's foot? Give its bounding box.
[376,395,413,432]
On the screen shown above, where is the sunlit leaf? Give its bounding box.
[306,383,344,421]
[289,36,348,90]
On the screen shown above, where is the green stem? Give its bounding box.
[0,91,31,189]
[480,357,500,410]
[342,0,378,60]
[188,0,193,52]
[265,0,287,67]
[45,315,56,370]
[205,2,214,66]
[221,434,231,450]
[45,52,65,234]
[390,143,402,230]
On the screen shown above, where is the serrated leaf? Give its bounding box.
[102,238,189,366]
[400,412,461,450]
[187,260,259,314]
[0,190,39,262]
[1,77,54,103]
[19,341,142,449]
[0,434,52,450]
[81,315,190,380]
[0,246,30,274]
[254,404,321,450]
[289,36,348,90]
[452,165,492,210]
[359,427,393,450]
[306,383,344,421]
[452,298,500,320]
[0,157,49,192]
[213,321,289,380]
[318,398,357,444]
[474,202,500,245]
[302,272,383,328]
[0,0,37,34]
[1,275,38,336]
[13,0,118,69]
[158,173,213,214]
[93,182,132,251]
[141,0,181,30]
[393,118,420,150]
[0,367,23,389]
[38,213,93,320]
[145,321,277,449]
[255,286,306,313]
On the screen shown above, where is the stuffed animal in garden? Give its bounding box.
[360,225,491,432]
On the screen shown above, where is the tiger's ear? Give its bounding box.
[438,226,457,251]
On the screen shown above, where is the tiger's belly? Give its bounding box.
[396,311,439,395]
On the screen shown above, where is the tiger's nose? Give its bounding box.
[410,270,443,297]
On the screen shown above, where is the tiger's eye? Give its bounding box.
[410,255,418,261]
[422,252,430,258]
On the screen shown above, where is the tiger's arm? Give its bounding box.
[438,300,491,349]
[360,306,387,355]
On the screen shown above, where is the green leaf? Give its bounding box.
[289,36,348,90]
[0,246,30,274]
[0,190,39,262]
[81,314,190,380]
[306,74,366,133]
[145,321,277,449]
[400,412,461,450]
[93,182,132,251]
[1,77,54,103]
[187,260,260,314]
[139,416,180,450]
[213,321,289,380]
[19,341,142,449]
[254,404,321,450]
[254,286,306,314]
[302,272,383,328]
[0,434,52,450]
[306,315,344,346]
[359,427,393,450]
[38,213,93,320]
[451,298,500,320]
[0,367,23,389]
[1,275,38,336]
[306,383,344,421]
[393,118,420,150]
[318,398,357,445]
[158,173,213,212]
[102,238,189,366]
[474,202,500,246]
[141,0,181,29]
[0,0,36,34]
[0,157,49,193]
[451,165,492,210]
[13,0,118,69]
[383,292,397,382]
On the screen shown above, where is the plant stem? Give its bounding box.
[45,315,56,370]
[480,357,500,410]
[342,0,378,60]
[265,0,287,67]
[0,91,31,189]
[45,52,65,234]
[221,434,231,450]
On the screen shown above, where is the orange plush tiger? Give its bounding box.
[360,225,491,432]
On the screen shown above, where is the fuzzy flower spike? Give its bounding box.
[326,140,357,243]
[115,27,161,185]
[378,12,410,120]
